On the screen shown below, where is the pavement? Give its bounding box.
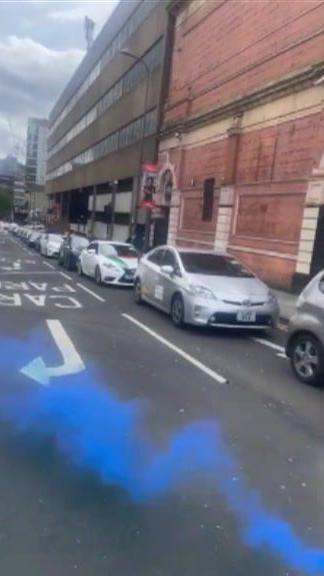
[1,234,324,576]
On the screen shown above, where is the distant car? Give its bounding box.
[24,229,33,243]
[78,241,138,285]
[286,271,324,386]
[28,230,42,248]
[59,235,89,270]
[40,233,63,258]
[134,246,279,329]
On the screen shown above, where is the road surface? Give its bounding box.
[1,234,324,576]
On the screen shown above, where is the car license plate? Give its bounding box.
[237,310,256,323]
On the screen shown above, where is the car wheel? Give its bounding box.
[171,294,185,328]
[134,279,142,304]
[64,254,71,270]
[290,333,324,386]
[77,261,83,276]
[95,266,102,285]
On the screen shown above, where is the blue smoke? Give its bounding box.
[1,333,324,574]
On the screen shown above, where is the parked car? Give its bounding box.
[59,234,89,270]
[78,241,138,285]
[134,246,279,329]
[40,233,63,258]
[286,271,324,386]
[27,230,42,248]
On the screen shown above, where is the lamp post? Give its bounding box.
[120,48,150,249]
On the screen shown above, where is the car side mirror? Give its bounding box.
[161,264,174,275]
[87,248,96,255]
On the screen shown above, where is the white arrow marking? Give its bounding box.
[20,319,85,386]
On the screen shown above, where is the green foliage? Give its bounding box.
[0,186,13,217]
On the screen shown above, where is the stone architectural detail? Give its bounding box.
[159,0,324,288]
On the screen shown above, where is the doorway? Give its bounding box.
[311,206,324,276]
[153,207,170,246]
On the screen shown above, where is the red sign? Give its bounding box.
[141,163,159,204]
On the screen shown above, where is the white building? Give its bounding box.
[25,118,48,186]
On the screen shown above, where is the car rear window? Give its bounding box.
[179,252,254,277]
[110,244,138,258]
[71,236,89,249]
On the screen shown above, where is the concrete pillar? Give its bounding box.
[296,168,324,277]
[214,186,234,251]
[167,189,181,245]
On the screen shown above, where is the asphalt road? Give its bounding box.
[1,233,324,576]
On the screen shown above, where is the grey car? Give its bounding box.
[135,246,279,329]
[286,271,324,386]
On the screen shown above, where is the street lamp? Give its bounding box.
[120,48,150,249]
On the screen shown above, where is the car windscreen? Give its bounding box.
[100,244,137,258]
[179,252,254,277]
[71,236,89,249]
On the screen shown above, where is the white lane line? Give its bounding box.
[0,271,59,275]
[277,352,288,359]
[20,319,85,385]
[252,337,286,358]
[60,272,73,281]
[252,337,285,353]
[76,282,106,302]
[123,314,227,385]
[43,261,55,270]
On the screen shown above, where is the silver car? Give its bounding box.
[134,246,279,329]
[286,271,324,386]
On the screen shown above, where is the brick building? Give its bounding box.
[158,0,324,289]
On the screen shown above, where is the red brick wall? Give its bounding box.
[164,110,323,287]
[165,0,324,125]
[236,112,321,183]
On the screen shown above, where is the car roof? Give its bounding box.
[96,240,133,246]
[153,245,229,256]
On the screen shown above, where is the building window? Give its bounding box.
[202,178,215,222]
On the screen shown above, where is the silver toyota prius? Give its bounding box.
[134,246,279,329]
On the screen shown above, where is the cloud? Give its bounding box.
[0,35,84,159]
[48,1,118,29]
[49,6,90,22]
[0,1,118,160]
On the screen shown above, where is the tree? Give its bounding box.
[0,186,13,218]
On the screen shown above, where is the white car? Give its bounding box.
[78,241,138,285]
[40,233,63,258]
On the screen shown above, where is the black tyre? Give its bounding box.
[77,260,83,276]
[134,279,142,304]
[95,266,102,286]
[290,333,324,386]
[63,253,71,270]
[171,294,185,328]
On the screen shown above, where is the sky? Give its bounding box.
[0,0,118,161]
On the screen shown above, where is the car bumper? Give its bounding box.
[102,270,135,286]
[184,297,279,329]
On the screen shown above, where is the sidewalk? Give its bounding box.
[273,289,298,322]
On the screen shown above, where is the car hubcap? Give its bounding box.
[172,299,182,323]
[294,340,319,379]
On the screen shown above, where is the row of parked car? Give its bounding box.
[8,223,324,387]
